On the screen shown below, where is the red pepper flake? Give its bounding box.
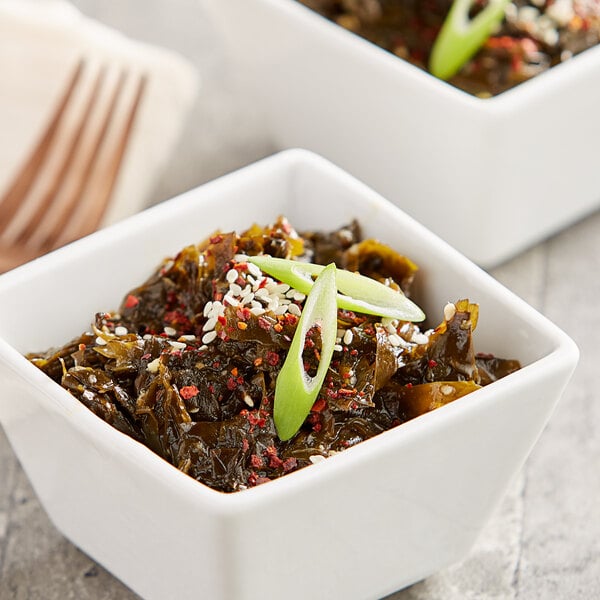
[258,316,271,331]
[226,377,238,391]
[241,438,250,452]
[250,454,264,468]
[78,343,86,351]
[266,351,280,366]
[312,398,327,413]
[284,313,299,326]
[428,359,438,368]
[350,349,358,356]
[236,307,251,322]
[180,385,199,400]
[210,234,223,244]
[253,357,263,367]
[124,294,139,309]
[273,323,283,333]
[208,384,215,394]
[338,388,356,397]
[282,457,297,473]
[217,315,227,326]
[405,383,413,389]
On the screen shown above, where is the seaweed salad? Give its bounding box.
[28,218,520,493]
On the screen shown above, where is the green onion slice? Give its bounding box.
[429,0,510,81]
[274,263,338,441]
[247,255,425,322]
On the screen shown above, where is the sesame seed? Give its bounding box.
[234,254,247,262]
[388,334,402,347]
[240,285,252,297]
[309,455,326,464]
[95,336,107,346]
[164,326,177,337]
[224,295,240,307]
[226,269,239,283]
[203,317,218,332]
[441,385,455,396]
[343,329,354,345]
[288,303,302,317]
[274,305,288,316]
[334,344,343,352]
[202,330,217,344]
[114,326,128,336]
[255,288,269,298]
[250,306,266,316]
[168,341,186,350]
[243,394,255,407]
[293,292,306,302]
[147,358,161,373]
[229,283,242,296]
[179,335,197,341]
[411,332,429,345]
[203,301,213,317]
[198,345,208,352]
[444,302,457,322]
[247,262,262,278]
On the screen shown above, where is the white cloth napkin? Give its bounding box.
[0,0,199,228]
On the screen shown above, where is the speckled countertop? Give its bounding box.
[1,1,599,598]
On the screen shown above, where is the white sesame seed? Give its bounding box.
[334,344,343,352]
[250,306,266,316]
[411,332,429,345]
[293,292,306,302]
[309,455,326,464]
[274,305,288,316]
[203,301,213,317]
[179,335,196,341]
[147,358,161,373]
[444,302,457,322]
[115,326,128,336]
[288,303,302,317]
[543,28,559,46]
[203,317,218,332]
[95,336,107,346]
[198,345,208,352]
[247,262,262,278]
[229,283,242,296]
[168,341,186,350]
[243,394,255,407]
[226,269,238,283]
[164,326,177,337]
[234,254,248,262]
[441,385,455,396]
[240,294,254,306]
[223,295,240,307]
[388,334,402,347]
[385,323,397,335]
[255,288,269,298]
[240,285,252,297]
[202,330,217,344]
[343,329,354,345]
[143,333,153,340]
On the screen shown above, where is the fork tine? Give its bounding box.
[50,70,146,248]
[0,59,103,245]
[25,65,125,250]
[0,60,84,231]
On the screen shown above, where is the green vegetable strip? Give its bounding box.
[274,263,338,441]
[429,0,510,81]
[247,255,425,322]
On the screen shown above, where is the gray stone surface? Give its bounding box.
[1,1,599,598]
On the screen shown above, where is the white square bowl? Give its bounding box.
[0,149,578,600]
[202,0,600,267]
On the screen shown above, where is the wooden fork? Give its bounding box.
[0,58,146,272]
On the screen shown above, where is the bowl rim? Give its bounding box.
[0,149,580,514]
[262,0,600,111]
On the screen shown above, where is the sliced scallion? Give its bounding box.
[274,263,338,441]
[429,0,510,81]
[247,255,425,322]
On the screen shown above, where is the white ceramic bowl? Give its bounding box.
[0,150,578,600]
[203,0,600,267]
